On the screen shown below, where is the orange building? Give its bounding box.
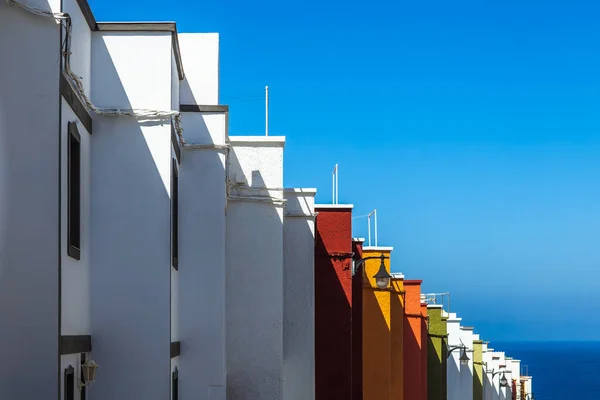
[403,280,428,400]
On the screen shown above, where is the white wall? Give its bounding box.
[283,189,316,400]
[459,326,474,400]
[90,30,173,400]
[446,314,462,400]
[179,33,220,105]
[60,100,91,338]
[0,1,61,397]
[177,33,227,400]
[226,137,285,400]
[178,111,228,400]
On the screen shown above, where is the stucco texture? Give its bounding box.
[314,207,353,400]
[404,281,426,400]
[362,249,392,400]
[427,307,448,400]
[391,278,404,400]
[473,340,484,400]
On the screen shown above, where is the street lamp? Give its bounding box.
[372,254,392,289]
[447,344,470,367]
[499,372,508,388]
[354,253,392,289]
[525,394,535,400]
[486,368,510,388]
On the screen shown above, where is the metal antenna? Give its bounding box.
[332,164,339,204]
[265,85,269,136]
[367,209,377,246]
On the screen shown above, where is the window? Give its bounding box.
[171,159,179,269]
[172,367,179,400]
[64,366,74,400]
[68,122,81,260]
[80,354,86,400]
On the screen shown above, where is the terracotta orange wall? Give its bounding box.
[420,302,428,400]
[362,249,392,400]
[391,278,404,400]
[403,280,424,400]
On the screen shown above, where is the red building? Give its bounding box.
[314,204,355,400]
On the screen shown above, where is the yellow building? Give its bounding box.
[362,246,404,400]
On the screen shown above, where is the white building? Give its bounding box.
[446,313,474,400]
[0,1,316,399]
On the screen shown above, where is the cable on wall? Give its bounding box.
[5,0,186,144]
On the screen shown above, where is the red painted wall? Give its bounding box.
[315,207,354,400]
[352,239,364,400]
[420,302,428,400]
[403,280,424,400]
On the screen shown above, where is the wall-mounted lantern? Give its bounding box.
[78,358,99,390]
[447,344,470,368]
[372,254,393,289]
[499,372,508,388]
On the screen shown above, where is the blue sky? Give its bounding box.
[90,0,600,341]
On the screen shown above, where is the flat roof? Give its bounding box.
[314,204,354,209]
[284,188,317,194]
[362,246,394,251]
[228,136,286,144]
[95,22,184,80]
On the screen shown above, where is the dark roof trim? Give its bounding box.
[180,104,229,113]
[170,341,181,358]
[75,0,97,30]
[61,335,92,354]
[96,22,185,81]
[60,72,93,134]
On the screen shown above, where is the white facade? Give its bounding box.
[446,313,463,400]
[459,326,475,400]
[178,33,227,400]
[283,188,316,400]
[225,137,286,400]
[447,314,475,400]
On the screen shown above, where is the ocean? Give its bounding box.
[496,341,600,400]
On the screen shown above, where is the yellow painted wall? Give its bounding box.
[362,249,393,400]
[391,278,404,400]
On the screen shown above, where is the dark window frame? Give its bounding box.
[80,354,87,400]
[172,367,179,400]
[67,122,81,260]
[171,159,179,270]
[64,365,74,400]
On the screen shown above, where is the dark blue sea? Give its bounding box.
[496,341,600,400]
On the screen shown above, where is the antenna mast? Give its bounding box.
[265,85,269,136]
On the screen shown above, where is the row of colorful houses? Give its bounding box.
[0,0,534,399]
[313,205,535,400]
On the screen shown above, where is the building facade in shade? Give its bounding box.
[427,305,448,400]
[472,337,484,400]
[1,1,318,399]
[352,238,365,400]
[403,280,428,400]
[362,246,394,400]
[314,204,355,400]
[391,273,405,400]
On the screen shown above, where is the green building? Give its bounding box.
[473,339,484,400]
[427,305,447,400]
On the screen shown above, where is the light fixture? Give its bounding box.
[372,254,392,289]
[459,348,470,366]
[499,372,508,388]
[78,358,99,390]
